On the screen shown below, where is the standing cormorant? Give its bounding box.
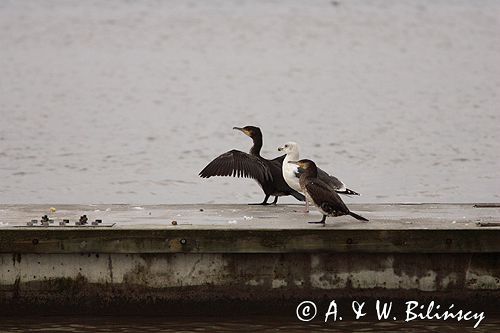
[278,141,360,212]
[289,159,368,224]
[199,126,305,205]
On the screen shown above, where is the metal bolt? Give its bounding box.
[91,219,102,226]
[180,239,187,245]
[32,239,39,245]
[346,238,353,245]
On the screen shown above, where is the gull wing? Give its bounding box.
[318,167,360,195]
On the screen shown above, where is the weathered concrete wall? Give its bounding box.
[1,252,499,315]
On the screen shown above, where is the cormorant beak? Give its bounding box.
[233,127,250,136]
[287,161,299,165]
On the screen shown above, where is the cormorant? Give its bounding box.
[288,159,368,224]
[278,141,360,212]
[199,126,305,205]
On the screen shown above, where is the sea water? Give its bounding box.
[0,0,499,205]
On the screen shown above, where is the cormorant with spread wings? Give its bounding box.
[199,126,305,205]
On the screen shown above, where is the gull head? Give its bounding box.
[278,141,300,156]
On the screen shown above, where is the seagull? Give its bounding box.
[288,159,368,224]
[199,126,305,205]
[278,141,360,212]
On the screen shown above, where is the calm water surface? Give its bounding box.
[0,316,499,333]
[0,0,499,205]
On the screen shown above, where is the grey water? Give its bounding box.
[0,316,499,333]
[0,0,499,205]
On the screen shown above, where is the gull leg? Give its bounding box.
[304,200,309,213]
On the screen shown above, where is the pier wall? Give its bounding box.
[1,251,499,315]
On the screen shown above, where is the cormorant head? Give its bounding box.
[278,141,299,155]
[233,126,262,139]
[288,159,317,175]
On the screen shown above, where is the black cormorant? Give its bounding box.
[199,126,305,205]
[289,159,368,224]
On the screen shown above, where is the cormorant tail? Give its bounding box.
[349,211,368,221]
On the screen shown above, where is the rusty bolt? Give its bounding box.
[346,238,353,245]
[171,220,178,225]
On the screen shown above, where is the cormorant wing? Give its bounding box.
[305,179,350,214]
[199,149,273,182]
[271,154,286,163]
[270,153,287,170]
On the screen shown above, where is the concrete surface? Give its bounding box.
[1,203,499,229]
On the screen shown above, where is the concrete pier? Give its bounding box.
[1,204,499,315]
